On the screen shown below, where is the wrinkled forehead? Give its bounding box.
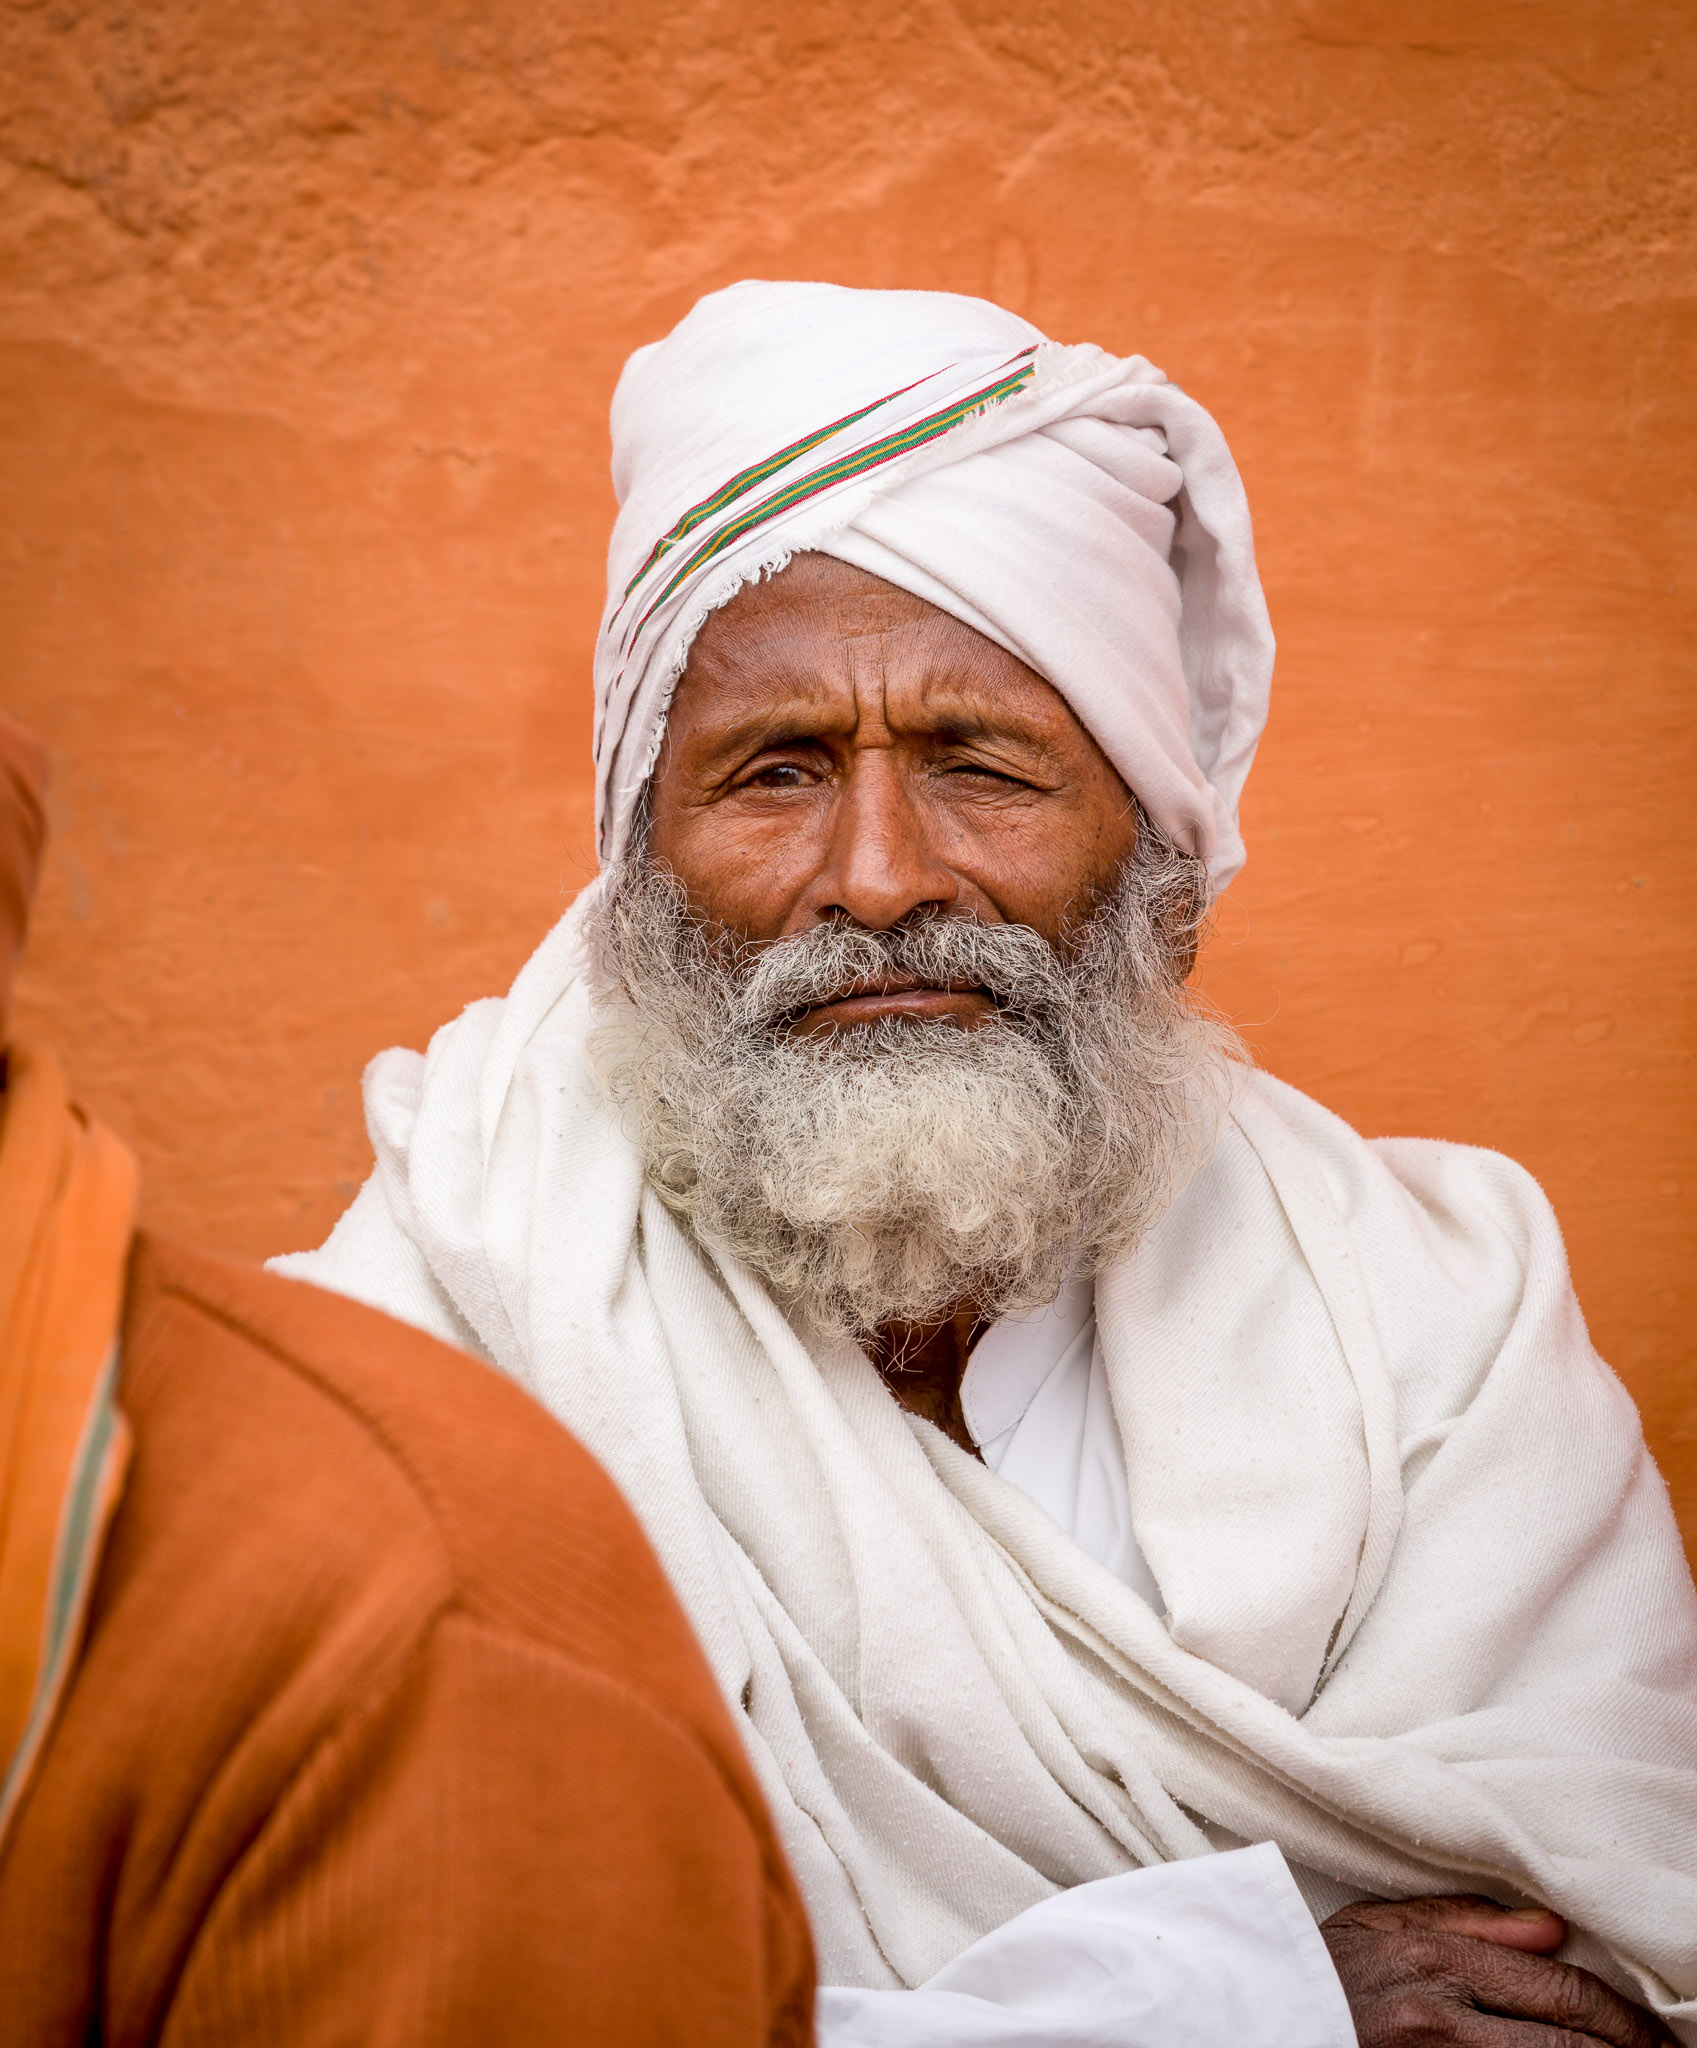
[666,553,1094,755]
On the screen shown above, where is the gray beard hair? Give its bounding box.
[586,830,1240,1341]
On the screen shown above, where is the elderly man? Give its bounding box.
[279,282,1697,2047]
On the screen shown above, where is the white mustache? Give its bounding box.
[735,914,1071,1035]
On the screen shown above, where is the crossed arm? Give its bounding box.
[1323,1897,1674,2048]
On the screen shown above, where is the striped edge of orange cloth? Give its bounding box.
[0,1040,136,1847]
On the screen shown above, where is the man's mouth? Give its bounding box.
[782,978,998,1036]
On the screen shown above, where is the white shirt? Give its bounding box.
[963,1277,1163,1608]
[816,1283,1357,2048]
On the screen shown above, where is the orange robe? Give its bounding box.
[0,703,813,2042]
[0,1228,815,2045]
[0,1041,135,1843]
[0,715,145,1843]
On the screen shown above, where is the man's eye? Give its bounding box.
[748,762,809,789]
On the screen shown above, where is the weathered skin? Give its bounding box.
[649,554,1142,1021]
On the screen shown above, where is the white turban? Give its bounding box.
[596,280,1274,888]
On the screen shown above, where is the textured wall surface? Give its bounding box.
[3,2,1693,1539]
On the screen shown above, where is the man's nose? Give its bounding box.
[805,752,963,931]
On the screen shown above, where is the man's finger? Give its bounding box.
[1447,2018,1661,2048]
[1436,1940,1670,2048]
[1471,1950,1674,2048]
[1326,1894,1568,1953]
[1322,1918,1676,2048]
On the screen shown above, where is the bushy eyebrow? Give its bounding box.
[693,692,1060,766]
[692,703,842,762]
[923,712,1042,750]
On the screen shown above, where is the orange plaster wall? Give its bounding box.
[3,3,1694,1543]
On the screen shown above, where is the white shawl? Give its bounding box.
[274,890,1697,2036]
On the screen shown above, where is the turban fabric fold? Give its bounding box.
[596,281,1275,887]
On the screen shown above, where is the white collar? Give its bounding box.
[959,1275,1096,1449]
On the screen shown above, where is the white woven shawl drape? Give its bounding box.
[275,889,1697,2037]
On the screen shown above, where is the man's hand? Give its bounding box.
[1321,1896,1674,2048]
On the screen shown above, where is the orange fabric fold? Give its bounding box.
[0,1040,136,1843]
[0,713,47,1047]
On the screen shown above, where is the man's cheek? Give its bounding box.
[691,836,818,939]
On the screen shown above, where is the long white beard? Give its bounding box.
[588,840,1239,1338]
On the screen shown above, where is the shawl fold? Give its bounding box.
[0,1041,136,1844]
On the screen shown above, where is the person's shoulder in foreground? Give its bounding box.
[0,1230,814,2048]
